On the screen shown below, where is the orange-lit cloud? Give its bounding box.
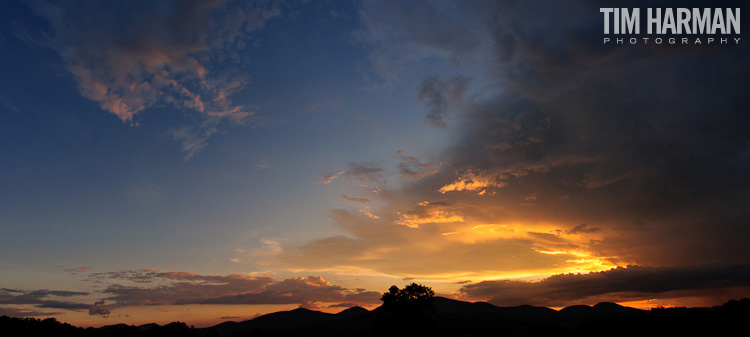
[359,208,380,219]
[251,202,618,283]
[394,201,464,228]
[439,156,600,194]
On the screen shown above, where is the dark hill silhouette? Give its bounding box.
[99,323,134,330]
[137,323,159,331]
[1,297,749,337]
[592,301,645,314]
[205,306,370,336]
[333,306,369,320]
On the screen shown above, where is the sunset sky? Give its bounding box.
[1,0,748,328]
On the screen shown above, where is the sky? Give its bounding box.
[1,0,749,328]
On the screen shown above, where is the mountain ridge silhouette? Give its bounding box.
[2,297,748,336]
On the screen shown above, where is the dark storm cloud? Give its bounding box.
[283,1,750,302]
[429,0,750,266]
[461,264,750,307]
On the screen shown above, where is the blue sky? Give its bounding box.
[1,0,749,327]
[0,0,446,271]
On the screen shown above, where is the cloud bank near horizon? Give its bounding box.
[1,269,382,318]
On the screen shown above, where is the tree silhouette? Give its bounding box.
[374,283,437,336]
[380,283,435,309]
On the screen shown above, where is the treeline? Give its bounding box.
[0,316,199,337]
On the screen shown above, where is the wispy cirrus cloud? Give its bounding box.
[0,94,19,113]
[26,0,285,158]
[316,162,384,184]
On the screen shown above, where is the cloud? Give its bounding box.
[27,0,280,157]
[64,266,91,273]
[339,194,371,204]
[327,302,361,308]
[170,121,219,160]
[0,288,92,313]
[316,171,345,184]
[438,155,600,194]
[0,288,90,303]
[0,94,19,113]
[395,155,439,181]
[567,224,600,235]
[264,207,610,281]
[36,301,91,310]
[341,162,384,182]
[0,307,59,317]
[182,276,381,308]
[88,300,112,317]
[359,208,380,219]
[81,269,380,313]
[394,201,464,229]
[355,0,483,81]
[0,271,373,317]
[460,264,750,307]
[87,270,274,306]
[317,162,383,184]
[371,0,750,269]
[279,1,750,296]
[417,75,470,128]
